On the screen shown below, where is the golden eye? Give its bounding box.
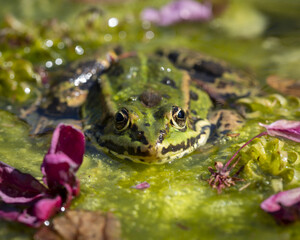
[114,108,130,131]
[171,106,186,129]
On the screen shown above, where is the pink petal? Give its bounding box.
[41,124,85,192]
[33,196,62,221]
[0,195,60,227]
[141,0,212,26]
[132,182,150,190]
[42,153,77,188]
[0,161,47,204]
[261,187,300,224]
[0,124,85,228]
[141,8,161,24]
[44,124,85,171]
[259,120,300,143]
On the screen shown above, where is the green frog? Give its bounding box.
[22,48,254,164]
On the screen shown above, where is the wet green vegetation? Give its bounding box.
[0,0,300,239]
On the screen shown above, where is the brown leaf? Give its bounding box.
[267,75,300,97]
[34,210,121,240]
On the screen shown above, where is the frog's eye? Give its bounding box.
[171,106,186,129]
[115,108,130,131]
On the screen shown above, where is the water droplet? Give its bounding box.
[160,66,165,71]
[118,31,127,39]
[104,34,112,42]
[9,73,15,79]
[145,31,154,40]
[24,87,31,94]
[45,39,53,48]
[167,68,171,72]
[44,220,50,226]
[4,61,13,67]
[45,61,53,68]
[61,207,65,212]
[57,42,65,49]
[55,58,63,65]
[142,21,151,29]
[24,47,30,53]
[108,17,119,28]
[75,45,84,55]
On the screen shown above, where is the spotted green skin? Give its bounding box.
[26,49,251,164]
[83,54,214,163]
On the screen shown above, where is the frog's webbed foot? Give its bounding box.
[208,109,244,137]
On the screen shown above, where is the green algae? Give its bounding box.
[0,0,300,239]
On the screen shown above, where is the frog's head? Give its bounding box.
[95,89,211,164]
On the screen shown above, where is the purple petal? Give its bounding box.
[41,124,85,189]
[132,182,150,190]
[261,188,300,224]
[42,153,78,191]
[43,124,85,171]
[141,0,212,26]
[0,161,47,204]
[1,208,39,227]
[0,196,62,227]
[141,8,161,24]
[0,124,85,228]
[33,196,62,221]
[259,120,300,143]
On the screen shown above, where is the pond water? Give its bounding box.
[0,0,300,239]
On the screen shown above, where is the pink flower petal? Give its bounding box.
[261,188,300,224]
[259,120,300,143]
[0,196,61,227]
[0,161,47,204]
[141,0,212,26]
[0,124,85,227]
[33,196,62,221]
[43,124,85,172]
[132,182,150,190]
[41,124,85,193]
[42,153,77,188]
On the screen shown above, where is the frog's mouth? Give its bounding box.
[98,124,210,164]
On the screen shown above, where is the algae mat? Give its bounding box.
[0,0,300,239]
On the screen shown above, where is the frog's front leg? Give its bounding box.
[208,109,244,137]
[21,51,118,135]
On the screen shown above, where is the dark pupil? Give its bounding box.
[115,112,124,122]
[177,110,185,119]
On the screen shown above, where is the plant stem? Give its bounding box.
[224,131,268,169]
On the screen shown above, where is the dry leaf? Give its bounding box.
[34,210,121,240]
[267,75,300,97]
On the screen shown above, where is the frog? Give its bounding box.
[22,48,255,164]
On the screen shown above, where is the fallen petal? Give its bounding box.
[41,124,85,190]
[132,182,150,190]
[33,196,62,221]
[42,153,78,189]
[0,124,85,227]
[43,124,85,173]
[0,196,61,228]
[141,0,212,26]
[261,187,300,224]
[259,120,300,143]
[0,161,47,204]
